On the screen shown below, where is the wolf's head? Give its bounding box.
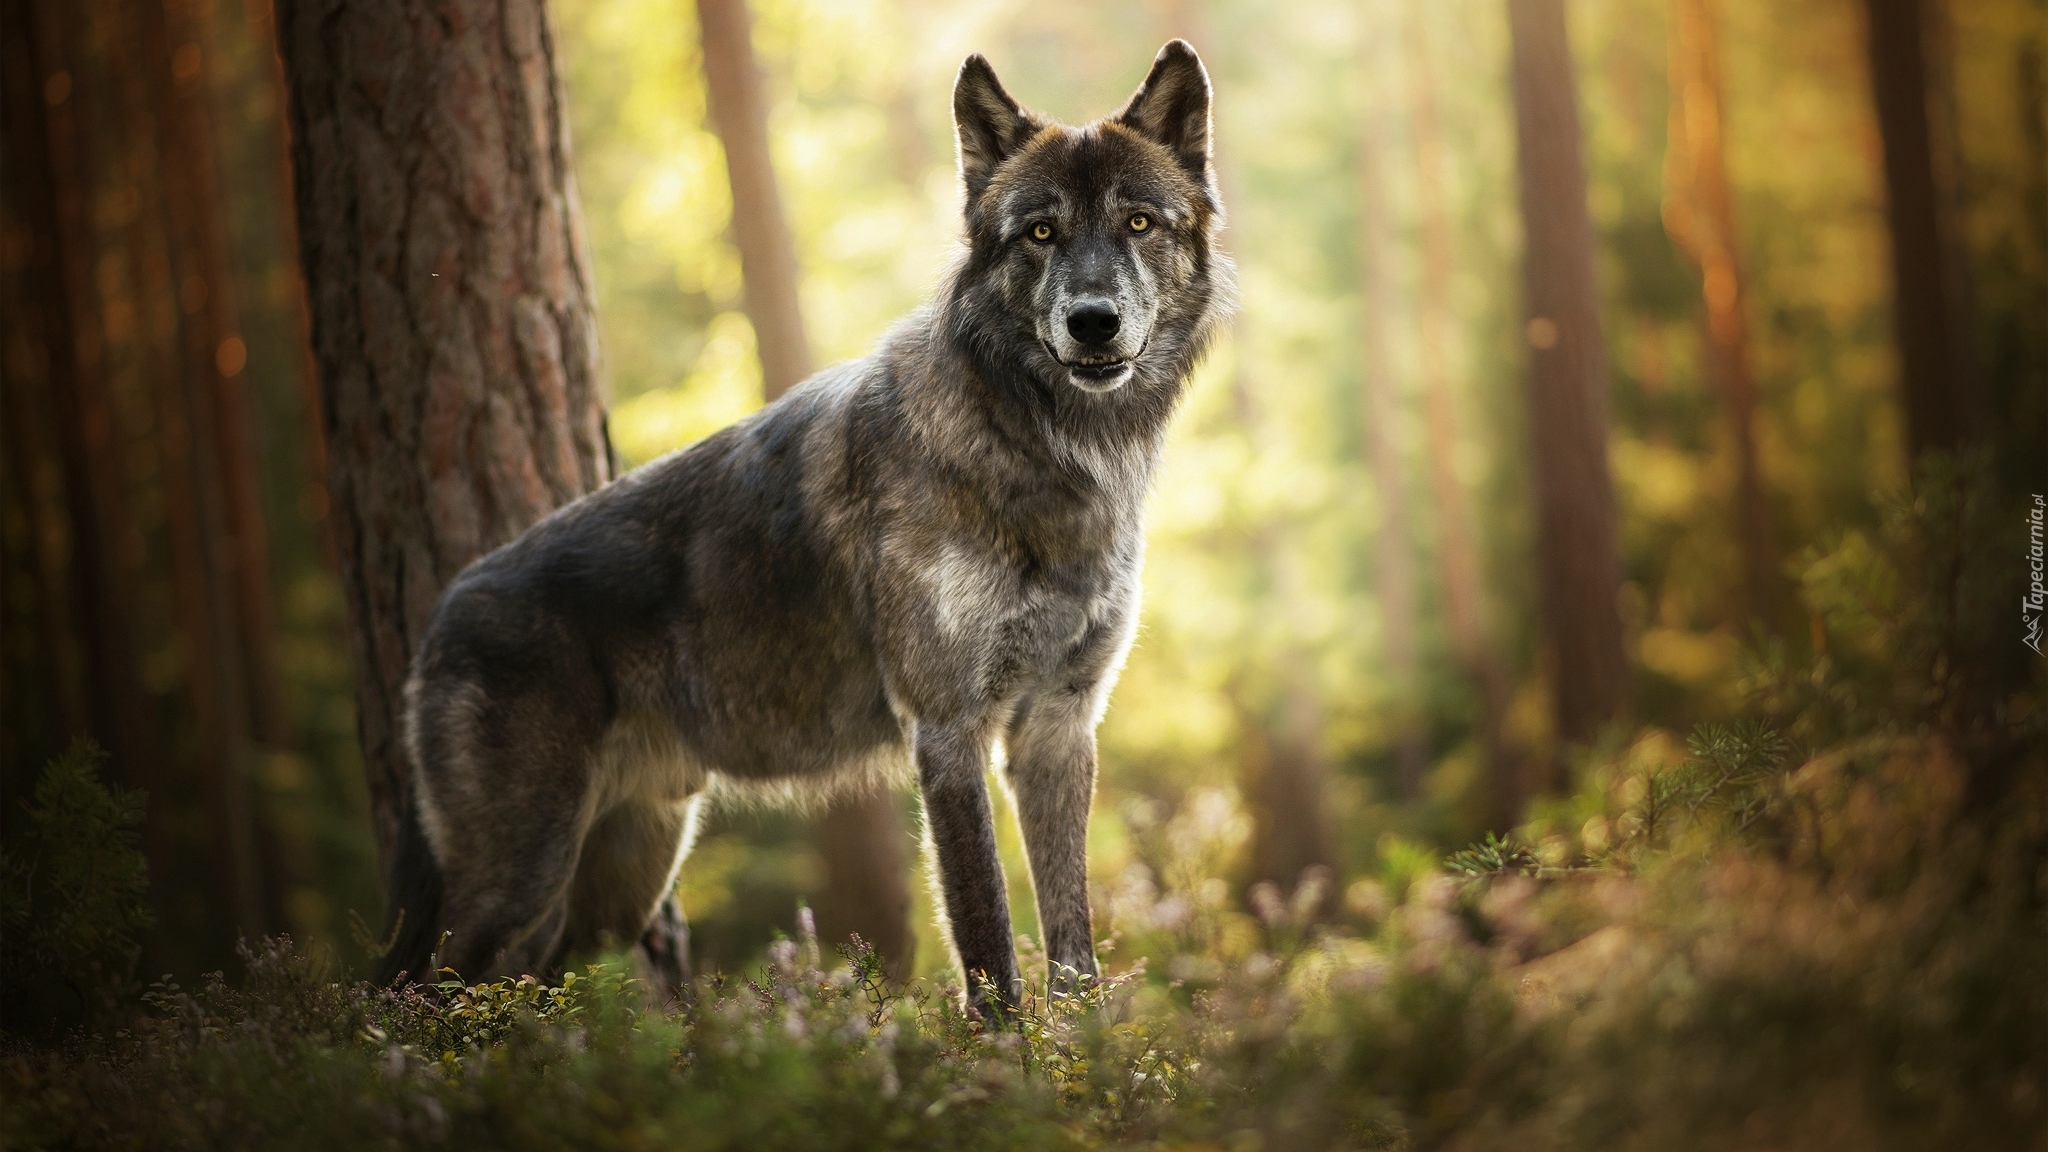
[948,41,1228,398]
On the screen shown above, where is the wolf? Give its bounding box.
[377,39,1230,1021]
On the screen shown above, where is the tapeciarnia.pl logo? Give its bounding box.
[2027,494,2045,655]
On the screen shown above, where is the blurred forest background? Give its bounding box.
[2,0,2043,987]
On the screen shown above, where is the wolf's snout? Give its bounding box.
[1066,300,1121,347]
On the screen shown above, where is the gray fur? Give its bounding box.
[388,40,1230,1021]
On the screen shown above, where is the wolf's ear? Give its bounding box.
[1115,40,1212,181]
[954,55,1034,202]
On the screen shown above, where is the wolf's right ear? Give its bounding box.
[954,55,1035,203]
[1116,40,1212,183]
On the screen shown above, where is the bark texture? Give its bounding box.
[1862,0,1981,465]
[276,0,614,869]
[694,0,914,977]
[1507,0,1629,753]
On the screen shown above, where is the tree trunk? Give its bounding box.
[696,0,811,404]
[147,0,292,751]
[1663,0,1777,625]
[131,0,272,937]
[275,0,615,876]
[0,0,168,840]
[1149,0,1336,899]
[1354,12,1427,799]
[1231,668,1336,906]
[1507,0,1629,755]
[1862,0,1981,466]
[811,799,914,980]
[250,0,340,578]
[2019,40,2048,480]
[695,0,915,977]
[1408,7,1519,823]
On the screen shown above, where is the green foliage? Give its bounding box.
[12,548,2047,1148]
[1444,831,1540,879]
[5,706,2045,1149]
[1748,453,2037,750]
[1,740,152,1035]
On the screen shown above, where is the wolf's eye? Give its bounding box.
[1129,213,1151,233]
[1029,222,1054,242]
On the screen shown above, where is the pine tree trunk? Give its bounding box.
[1408,7,1519,822]
[1862,0,1981,465]
[0,0,169,852]
[1507,0,1629,755]
[147,0,292,751]
[695,0,914,977]
[1664,0,1777,624]
[250,0,339,579]
[132,0,272,937]
[1354,13,1427,799]
[2019,41,2048,475]
[1152,0,1335,907]
[275,0,615,875]
[696,0,812,404]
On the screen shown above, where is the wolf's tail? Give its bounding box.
[373,799,446,986]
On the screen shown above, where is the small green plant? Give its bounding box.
[1445,831,1540,879]
[1679,719,1791,832]
[1,739,152,1035]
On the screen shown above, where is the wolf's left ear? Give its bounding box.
[955,55,1037,203]
[1115,40,1212,181]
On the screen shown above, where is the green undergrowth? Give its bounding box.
[3,464,2043,1150]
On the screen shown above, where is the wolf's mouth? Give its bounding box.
[1067,360,1129,380]
[1041,337,1148,385]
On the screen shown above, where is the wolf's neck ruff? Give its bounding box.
[385,41,1228,1027]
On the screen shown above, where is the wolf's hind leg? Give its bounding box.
[563,797,700,998]
[414,683,605,984]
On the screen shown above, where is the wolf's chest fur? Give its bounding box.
[891,508,1136,703]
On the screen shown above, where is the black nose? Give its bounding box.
[1066,300,1121,347]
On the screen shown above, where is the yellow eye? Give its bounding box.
[1030,222,1053,242]
[1129,213,1151,233]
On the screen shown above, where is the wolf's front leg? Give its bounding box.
[915,722,1019,1022]
[1005,689,1100,995]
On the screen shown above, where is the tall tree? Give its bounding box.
[275,0,616,874]
[1663,0,1776,624]
[1507,0,1629,755]
[695,0,915,978]
[1151,0,1336,901]
[147,0,292,750]
[131,0,277,937]
[696,0,812,404]
[1862,0,1982,465]
[1354,9,1427,799]
[1407,6,1520,822]
[0,0,168,866]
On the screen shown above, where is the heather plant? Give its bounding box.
[3,464,2043,1150]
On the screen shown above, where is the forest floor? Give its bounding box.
[3,468,2043,1152]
